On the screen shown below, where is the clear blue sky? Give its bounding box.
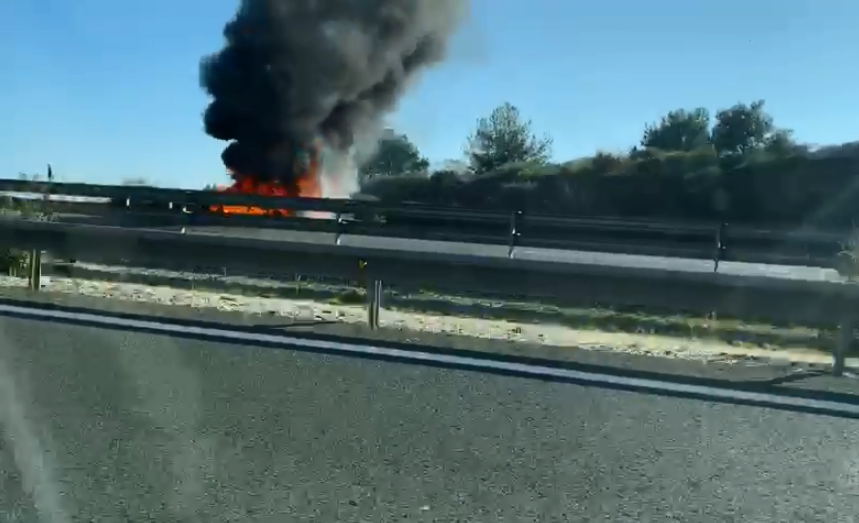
[2,0,857,188]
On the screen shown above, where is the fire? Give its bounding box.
[210,144,322,217]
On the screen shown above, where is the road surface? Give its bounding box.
[1,307,858,522]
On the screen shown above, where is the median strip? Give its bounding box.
[1,263,853,369]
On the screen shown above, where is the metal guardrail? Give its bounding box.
[0,178,854,272]
[2,217,857,376]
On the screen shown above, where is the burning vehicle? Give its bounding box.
[196,0,466,217]
[208,141,323,217]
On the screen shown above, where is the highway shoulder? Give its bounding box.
[0,285,856,399]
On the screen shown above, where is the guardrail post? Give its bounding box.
[508,210,522,258]
[713,222,727,272]
[833,313,855,376]
[334,211,344,245]
[358,259,382,329]
[27,249,42,291]
[367,279,382,329]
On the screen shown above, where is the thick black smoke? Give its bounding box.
[201,0,467,188]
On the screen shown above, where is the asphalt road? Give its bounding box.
[2,312,858,522]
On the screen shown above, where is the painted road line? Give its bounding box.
[1,302,858,417]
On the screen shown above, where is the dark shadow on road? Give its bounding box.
[754,369,830,386]
[252,321,340,328]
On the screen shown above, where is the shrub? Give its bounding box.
[361,147,859,227]
[0,174,56,276]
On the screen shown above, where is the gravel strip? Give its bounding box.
[0,272,852,368]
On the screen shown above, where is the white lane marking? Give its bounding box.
[0,303,857,416]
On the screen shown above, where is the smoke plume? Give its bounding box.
[200,0,468,191]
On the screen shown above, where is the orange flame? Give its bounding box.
[210,144,322,216]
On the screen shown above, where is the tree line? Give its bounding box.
[359,101,859,228]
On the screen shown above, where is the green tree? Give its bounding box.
[763,129,803,156]
[466,102,552,174]
[438,159,469,174]
[641,108,710,151]
[711,100,778,155]
[360,130,429,181]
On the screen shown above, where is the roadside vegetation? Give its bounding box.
[0,171,56,275]
[359,100,859,230]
